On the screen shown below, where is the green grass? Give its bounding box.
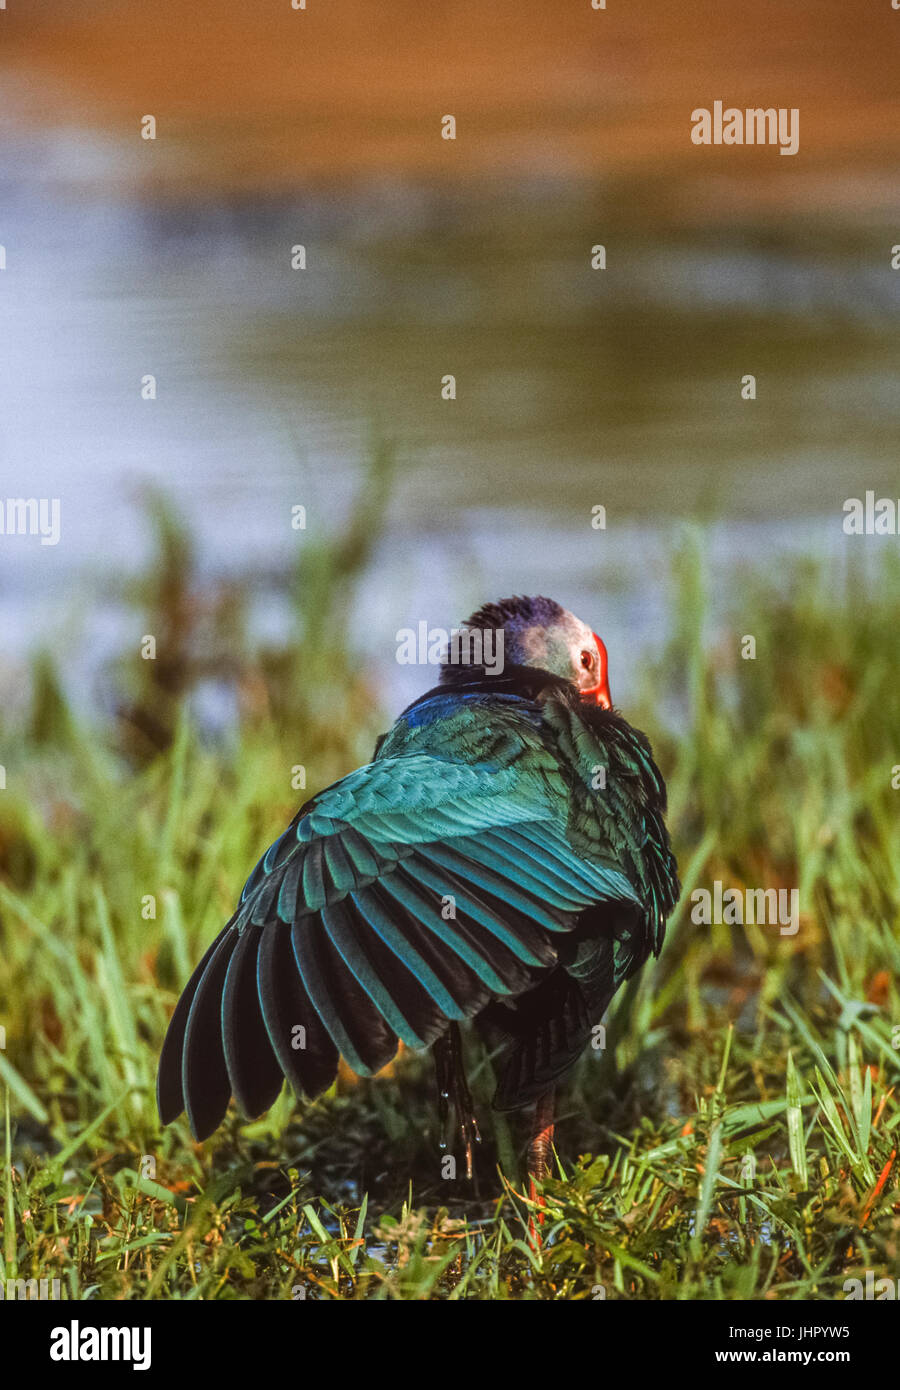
[1,502,899,1299]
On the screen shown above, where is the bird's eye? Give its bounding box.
[580,650,594,670]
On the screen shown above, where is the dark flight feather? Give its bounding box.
[256,924,339,1100]
[181,929,239,1140]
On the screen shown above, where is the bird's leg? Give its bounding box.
[432,1025,481,1180]
[527,1087,556,1245]
[448,1021,481,1182]
[433,1030,454,1155]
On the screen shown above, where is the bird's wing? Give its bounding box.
[157,746,642,1140]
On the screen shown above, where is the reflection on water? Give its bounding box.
[0,130,898,710]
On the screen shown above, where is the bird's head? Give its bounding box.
[441,595,612,708]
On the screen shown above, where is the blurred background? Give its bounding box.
[2,2,900,1301]
[0,0,898,717]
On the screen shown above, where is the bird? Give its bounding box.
[157,595,680,1196]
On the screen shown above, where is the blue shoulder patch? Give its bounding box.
[402,690,538,730]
